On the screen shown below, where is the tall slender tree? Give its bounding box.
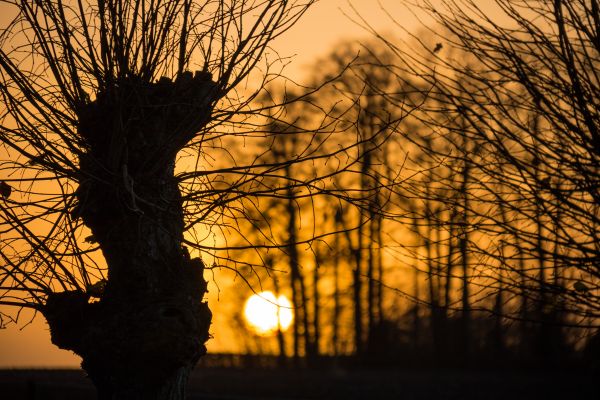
[369,0,600,330]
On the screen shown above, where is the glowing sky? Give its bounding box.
[271,0,416,80]
[0,0,507,367]
[0,0,415,367]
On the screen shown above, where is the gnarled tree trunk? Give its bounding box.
[42,73,215,399]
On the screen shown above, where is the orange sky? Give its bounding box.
[0,0,496,367]
[271,0,417,80]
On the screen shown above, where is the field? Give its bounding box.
[0,364,596,399]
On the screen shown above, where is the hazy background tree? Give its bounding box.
[365,0,600,357]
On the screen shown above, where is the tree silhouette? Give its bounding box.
[371,0,599,336]
[0,1,320,398]
[298,41,407,358]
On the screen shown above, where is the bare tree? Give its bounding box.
[320,42,404,356]
[0,1,318,398]
[372,0,599,331]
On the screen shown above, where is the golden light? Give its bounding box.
[243,291,293,336]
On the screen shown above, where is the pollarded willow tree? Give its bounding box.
[0,1,328,398]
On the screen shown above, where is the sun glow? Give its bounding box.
[244,292,293,336]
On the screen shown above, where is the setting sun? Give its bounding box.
[243,292,293,336]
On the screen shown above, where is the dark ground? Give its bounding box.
[0,365,597,400]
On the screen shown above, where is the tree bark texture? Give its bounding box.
[42,73,215,399]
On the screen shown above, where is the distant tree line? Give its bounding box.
[229,0,599,368]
